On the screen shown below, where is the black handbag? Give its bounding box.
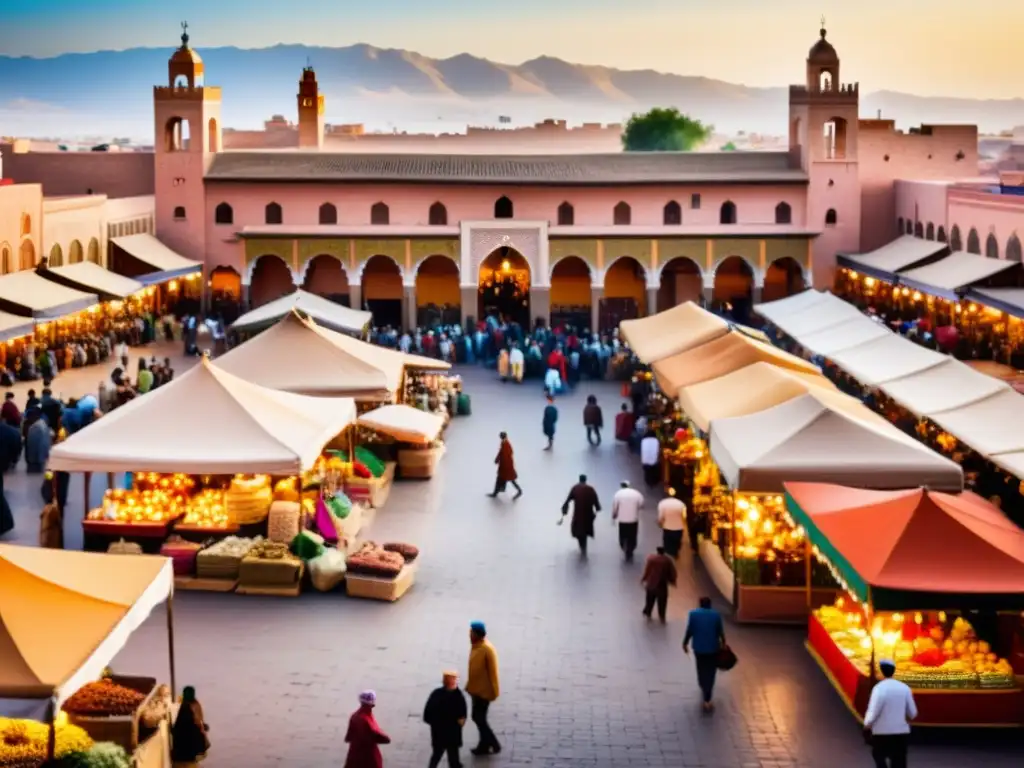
[716,644,738,671]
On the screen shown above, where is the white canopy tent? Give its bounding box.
[792,315,892,357]
[760,295,866,339]
[0,271,97,319]
[753,289,830,324]
[827,333,947,386]
[897,251,1019,300]
[40,262,144,300]
[48,357,356,475]
[709,393,964,493]
[110,234,202,285]
[619,301,730,363]
[357,404,445,444]
[839,236,947,278]
[927,389,1024,457]
[880,358,1010,417]
[232,289,371,336]
[0,545,174,708]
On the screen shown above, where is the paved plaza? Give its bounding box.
[3,366,1022,767]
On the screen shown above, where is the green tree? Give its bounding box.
[720,141,737,151]
[621,108,713,152]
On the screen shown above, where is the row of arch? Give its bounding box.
[0,241,38,275]
[164,115,220,153]
[213,198,834,228]
[245,250,805,315]
[47,238,102,268]
[900,217,1023,262]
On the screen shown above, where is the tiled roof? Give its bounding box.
[205,151,806,185]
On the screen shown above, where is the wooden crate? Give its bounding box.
[346,564,416,602]
[173,576,238,593]
[65,675,157,751]
[397,445,445,479]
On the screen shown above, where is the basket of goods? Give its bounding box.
[345,542,405,578]
[106,539,143,556]
[268,500,302,544]
[0,717,94,766]
[224,475,273,525]
[308,548,347,592]
[195,536,261,580]
[382,542,419,564]
[159,536,203,577]
[238,540,304,594]
[62,676,156,750]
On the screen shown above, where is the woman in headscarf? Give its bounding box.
[344,690,391,768]
[171,685,210,764]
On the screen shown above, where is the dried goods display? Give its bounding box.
[0,717,93,766]
[239,539,303,591]
[177,489,233,529]
[224,475,273,525]
[382,542,419,563]
[195,535,261,580]
[347,541,405,578]
[815,602,1017,689]
[131,473,195,498]
[159,536,203,576]
[88,489,185,525]
[62,679,146,716]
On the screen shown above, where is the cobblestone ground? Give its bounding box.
[5,366,1022,767]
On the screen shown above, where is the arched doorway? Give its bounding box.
[415,255,460,327]
[657,257,703,311]
[713,256,754,321]
[361,255,403,328]
[762,257,806,303]
[19,240,35,271]
[249,255,294,308]
[478,248,530,326]
[209,266,243,322]
[302,255,351,304]
[69,240,84,264]
[87,238,100,264]
[48,244,63,267]
[550,256,593,331]
[601,256,647,331]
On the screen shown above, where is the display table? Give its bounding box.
[82,519,178,554]
[699,539,842,623]
[346,564,416,602]
[397,445,445,479]
[807,614,1024,727]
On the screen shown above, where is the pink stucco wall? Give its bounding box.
[894,180,951,238]
[947,186,1024,259]
[201,182,810,275]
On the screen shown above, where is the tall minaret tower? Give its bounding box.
[153,22,222,262]
[297,64,325,150]
[788,21,861,288]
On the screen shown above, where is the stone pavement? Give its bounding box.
[3,367,1022,767]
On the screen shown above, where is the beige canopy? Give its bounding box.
[709,393,964,493]
[41,262,144,300]
[48,357,356,474]
[927,389,1024,456]
[760,295,867,338]
[110,234,201,284]
[357,404,445,444]
[753,289,830,323]
[678,362,843,432]
[232,289,371,335]
[880,358,1010,417]
[0,271,97,319]
[651,329,820,394]
[312,319,451,375]
[0,312,34,343]
[793,315,892,356]
[828,333,947,386]
[841,236,947,276]
[0,545,172,705]
[215,312,393,398]
[619,302,729,363]
[898,250,1019,295]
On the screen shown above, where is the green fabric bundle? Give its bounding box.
[291,530,326,561]
[354,446,386,478]
[326,491,353,520]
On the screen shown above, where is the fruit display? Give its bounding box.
[0,717,93,766]
[815,602,1017,689]
[62,679,146,717]
[88,488,186,525]
[224,475,273,525]
[347,541,405,578]
[177,489,233,529]
[131,473,195,498]
[382,542,419,563]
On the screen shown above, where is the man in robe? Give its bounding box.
[488,432,522,500]
[423,671,468,767]
[344,690,391,768]
[561,474,601,557]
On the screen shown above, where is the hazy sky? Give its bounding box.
[1,0,1020,98]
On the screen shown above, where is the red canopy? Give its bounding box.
[785,483,1024,598]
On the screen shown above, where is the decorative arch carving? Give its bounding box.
[598,254,650,286]
[244,253,296,285]
[297,252,348,285]
[68,240,84,264]
[950,225,962,251]
[0,244,10,274]
[48,243,63,268]
[468,228,541,283]
[87,238,101,264]
[20,214,31,237]
[18,240,35,271]
[986,232,1000,259]
[548,254,595,283]
[1007,234,1023,263]
[354,253,405,284]
[966,228,981,254]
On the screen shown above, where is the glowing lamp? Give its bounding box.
[864,276,876,287]
[901,287,910,297]
[912,291,922,301]
[169,280,179,290]
[501,259,511,273]
[849,271,859,280]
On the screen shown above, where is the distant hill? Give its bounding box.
[1,43,1023,141]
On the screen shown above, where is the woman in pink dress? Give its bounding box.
[344,691,391,768]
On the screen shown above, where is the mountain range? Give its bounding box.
[2,43,1023,141]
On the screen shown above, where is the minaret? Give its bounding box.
[297,64,325,150]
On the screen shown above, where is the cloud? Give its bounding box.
[0,98,68,113]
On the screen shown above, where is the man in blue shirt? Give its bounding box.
[683,597,726,712]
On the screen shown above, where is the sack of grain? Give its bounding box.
[267,501,301,544]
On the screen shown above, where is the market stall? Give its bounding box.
[786,482,1024,727]
[358,404,446,479]
[0,544,175,766]
[231,289,371,336]
[0,270,97,320]
[700,393,963,622]
[619,301,730,364]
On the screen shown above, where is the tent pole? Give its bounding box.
[805,539,812,611]
[866,586,876,682]
[107,472,115,490]
[167,591,178,698]
[45,697,56,760]
[730,492,739,612]
[83,472,91,518]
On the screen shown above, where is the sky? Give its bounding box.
[1,0,1021,98]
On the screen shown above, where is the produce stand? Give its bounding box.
[0,545,176,765]
[357,404,447,480]
[787,482,1024,728]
